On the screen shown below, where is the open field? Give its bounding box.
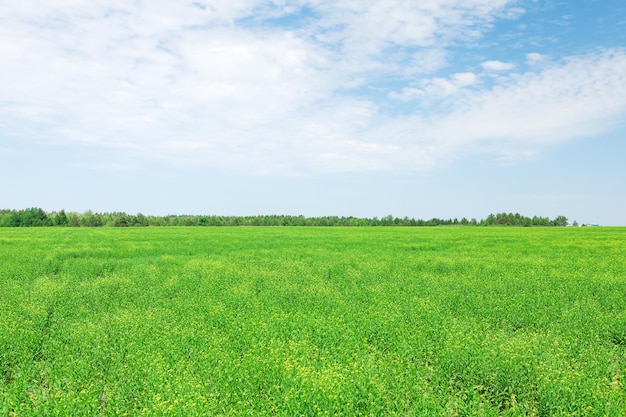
[1,226,625,416]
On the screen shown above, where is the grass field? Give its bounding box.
[1,226,625,416]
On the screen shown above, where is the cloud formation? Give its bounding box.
[2,1,626,175]
[481,60,516,71]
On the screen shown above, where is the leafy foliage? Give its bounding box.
[0,209,570,227]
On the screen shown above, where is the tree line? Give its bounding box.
[0,208,572,228]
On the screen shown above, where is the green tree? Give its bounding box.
[21,208,49,226]
[1,211,20,227]
[532,216,551,226]
[135,213,149,227]
[113,213,130,227]
[54,210,68,226]
[68,212,81,227]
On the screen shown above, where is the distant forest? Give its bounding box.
[0,208,572,227]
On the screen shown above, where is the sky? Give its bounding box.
[1,0,625,225]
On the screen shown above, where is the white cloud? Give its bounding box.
[481,60,516,71]
[405,49,449,75]
[452,72,478,86]
[382,49,626,169]
[2,1,626,176]
[525,52,545,63]
[389,72,477,102]
[307,0,517,76]
[388,88,425,102]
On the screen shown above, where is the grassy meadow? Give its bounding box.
[1,226,625,416]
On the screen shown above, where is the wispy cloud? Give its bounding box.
[481,60,516,71]
[1,1,626,176]
[525,52,545,63]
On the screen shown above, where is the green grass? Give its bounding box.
[1,227,625,416]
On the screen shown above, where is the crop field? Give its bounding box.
[1,226,625,416]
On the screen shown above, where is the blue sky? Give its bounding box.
[1,0,625,224]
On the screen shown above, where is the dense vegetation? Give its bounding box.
[1,227,624,415]
[0,208,570,227]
